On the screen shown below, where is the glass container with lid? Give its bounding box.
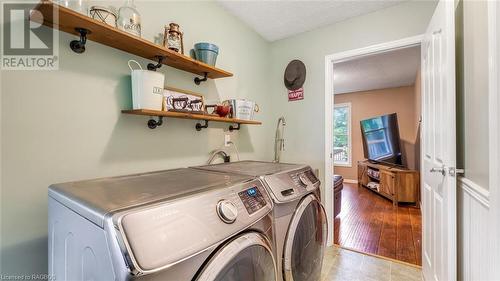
[117,0,141,37]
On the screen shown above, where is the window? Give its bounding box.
[334,103,351,166]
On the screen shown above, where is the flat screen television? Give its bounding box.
[360,113,403,166]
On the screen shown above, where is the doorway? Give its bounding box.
[324,36,423,266]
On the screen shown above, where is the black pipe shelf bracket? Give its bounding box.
[147,116,163,129]
[229,123,241,132]
[195,120,209,131]
[70,28,90,53]
[147,56,165,71]
[194,72,208,85]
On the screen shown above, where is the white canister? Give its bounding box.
[229,99,259,120]
[128,60,164,110]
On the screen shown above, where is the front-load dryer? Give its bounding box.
[48,167,277,281]
[194,161,328,281]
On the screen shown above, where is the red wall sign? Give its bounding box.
[288,88,304,101]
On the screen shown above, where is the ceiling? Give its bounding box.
[333,46,420,94]
[217,0,407,42]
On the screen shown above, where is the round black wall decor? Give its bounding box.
[284,60,306,91]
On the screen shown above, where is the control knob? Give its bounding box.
[217,200,238,224]
[299,174,311,186]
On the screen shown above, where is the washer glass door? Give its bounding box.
[196,232,277,281]
[284,194,328,281]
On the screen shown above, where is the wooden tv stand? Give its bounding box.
[357,160,420,206]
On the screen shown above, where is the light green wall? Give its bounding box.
[268,1,437,196]
[0,0,438,276]
[457,0,490,189]
[0,0,273,275]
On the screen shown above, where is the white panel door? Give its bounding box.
[421,1,457,281]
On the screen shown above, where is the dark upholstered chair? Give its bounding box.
[334,175,343,218]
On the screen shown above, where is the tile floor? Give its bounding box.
[321,246,422,281]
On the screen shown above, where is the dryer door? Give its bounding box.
[196,232,277,281]
[283,194,328,281]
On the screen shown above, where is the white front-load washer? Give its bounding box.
[48,168,277,281]
[194,161,328,281]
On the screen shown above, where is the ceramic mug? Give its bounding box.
[206,104,231,117]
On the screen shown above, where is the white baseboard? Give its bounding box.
[342,179,358,184]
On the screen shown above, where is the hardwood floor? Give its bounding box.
[333,183,422,266]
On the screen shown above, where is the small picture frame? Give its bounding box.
[163,86,205,114]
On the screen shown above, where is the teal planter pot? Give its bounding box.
[194,43,219,66]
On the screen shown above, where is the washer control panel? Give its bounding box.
[238,186,267,215]
[217,200,238,224]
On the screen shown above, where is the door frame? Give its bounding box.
[324,35,423,246]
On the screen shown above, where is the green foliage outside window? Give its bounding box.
[334,105,350,164]
[334,106,348,148]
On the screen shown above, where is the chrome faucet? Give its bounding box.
[207,149,230,164]
[274,116,286,163]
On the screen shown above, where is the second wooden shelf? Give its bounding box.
[122,109,261,130]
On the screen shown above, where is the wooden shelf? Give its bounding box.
[122,109,262,130]
[32,1,233,79]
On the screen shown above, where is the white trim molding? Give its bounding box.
[333,102,352,167]
[324,51,334,247]
[333,163,351,168]
[324,35,424,248]
[342,179,358,184]
[325,35,424,63]
[458,177,490,208]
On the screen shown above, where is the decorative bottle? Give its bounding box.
[117,0,141,37]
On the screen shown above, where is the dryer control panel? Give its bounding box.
[263,166,320,203]
[238,186,267,215]
[291,169,319,188]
